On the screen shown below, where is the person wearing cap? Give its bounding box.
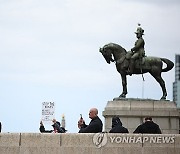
[39,119,66,133]
[109,116,129,133]
[129,24,145,75]
[133,117,162,134]
[78,108,103,133]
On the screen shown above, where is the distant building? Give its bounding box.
[61,114,66,129]
[173,54,180,107]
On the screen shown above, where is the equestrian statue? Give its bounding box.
[99,24,174,100]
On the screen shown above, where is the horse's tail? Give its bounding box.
[161,58,174,72]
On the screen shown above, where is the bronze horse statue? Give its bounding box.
[99,43,174,100]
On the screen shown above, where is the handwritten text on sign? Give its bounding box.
[42,102,55,122]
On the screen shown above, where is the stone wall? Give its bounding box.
[1,133,180,154]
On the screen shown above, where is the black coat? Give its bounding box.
[79,116,103,133]
[109,117,129,133]
[133,121,162,134]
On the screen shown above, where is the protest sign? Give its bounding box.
[42,102,55,123]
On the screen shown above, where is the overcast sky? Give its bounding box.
[0,0,180,133]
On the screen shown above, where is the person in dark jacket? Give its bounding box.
[109,116,129,133]
[39,119,66,133]
[78,108,103,133]
[133,117,162,134]
[0,122,1,133]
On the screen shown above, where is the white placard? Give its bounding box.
[42,102,55,122]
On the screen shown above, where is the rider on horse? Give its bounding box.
[129,24,145,75]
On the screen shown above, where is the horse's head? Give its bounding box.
[99,44,115,64]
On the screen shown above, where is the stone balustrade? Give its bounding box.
[0,133,180,154]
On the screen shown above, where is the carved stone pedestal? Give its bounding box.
[102,99,180,133]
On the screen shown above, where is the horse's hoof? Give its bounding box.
[113,95,126,101]
[119,94,126,98]
[160,96,166,100]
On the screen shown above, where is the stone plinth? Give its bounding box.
[102,99,180,133]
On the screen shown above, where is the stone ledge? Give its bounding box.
[105,100,177,111]
[0,133,20,147]
[1,133,180,154]
[103,110,179,117]
[20,133,61,147]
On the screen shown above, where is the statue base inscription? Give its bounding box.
[102,99,179,134]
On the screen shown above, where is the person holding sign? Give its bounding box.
[39,119,66,133]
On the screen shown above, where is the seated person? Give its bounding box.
[133,117,162,134]
[39,119,66,133]
[109,116,129,133]
[78,108,103,133]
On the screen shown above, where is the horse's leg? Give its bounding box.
[150,71,167,100]
[119,73,127,98]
